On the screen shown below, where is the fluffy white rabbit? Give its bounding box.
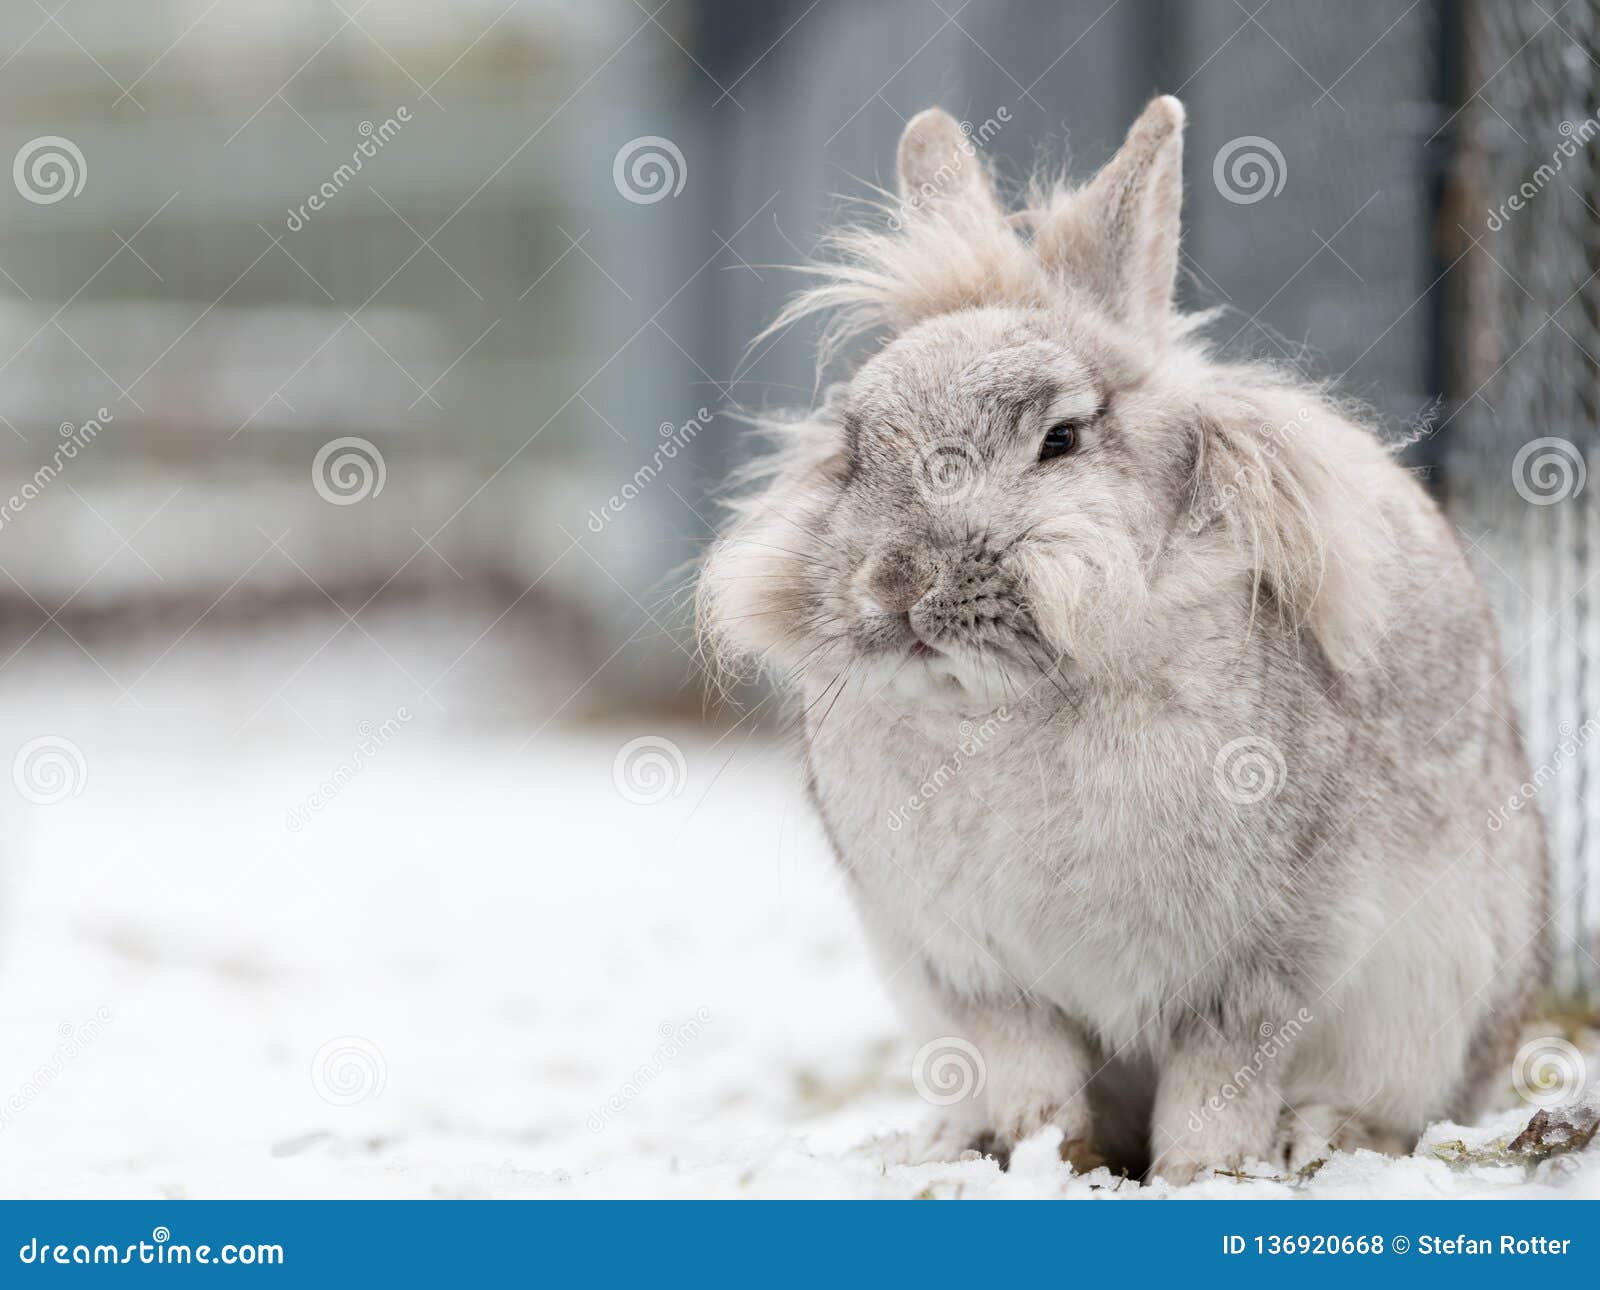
[699,98,1546,1182]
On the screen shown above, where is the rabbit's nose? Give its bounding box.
[855,547,934,616]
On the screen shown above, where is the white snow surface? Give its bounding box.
[0,616,1595,1200]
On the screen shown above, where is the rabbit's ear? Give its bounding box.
[896,108,1005,222]
[1035,96,1185,336]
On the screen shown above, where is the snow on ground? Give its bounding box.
[0,613,1594,1199]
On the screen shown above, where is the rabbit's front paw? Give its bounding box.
[1148,1145,1209,1187]
[981,1092,1097,1172]
[906,1106,989,1164]
[1275,1104,1411,1173]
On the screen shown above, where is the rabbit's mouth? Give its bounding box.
[853,605,945,661]
[865,633,1032,710]
[847,604,1042,709]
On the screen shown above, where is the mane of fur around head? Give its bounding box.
[761,190,1049,371]
[694,395,851,695]
[762,100,1192,364]
[720,98,1398,678]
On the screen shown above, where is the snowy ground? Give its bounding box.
[0,612,1595,1200]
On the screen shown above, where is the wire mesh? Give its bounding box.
[1452,0,1600,999]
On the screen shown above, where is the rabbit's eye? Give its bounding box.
[1038,421,1078,462]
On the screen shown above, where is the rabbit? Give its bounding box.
[698,97,1547,1184]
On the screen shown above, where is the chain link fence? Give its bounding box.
[1451,0,1600,999]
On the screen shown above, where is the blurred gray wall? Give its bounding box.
[0,2,648,633]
